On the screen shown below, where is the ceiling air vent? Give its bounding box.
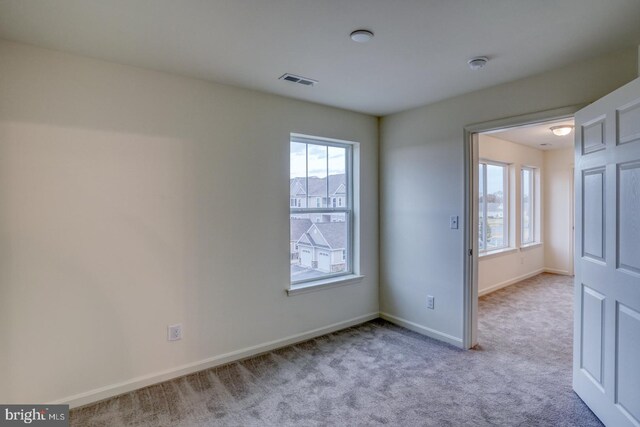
[279,73,318,86]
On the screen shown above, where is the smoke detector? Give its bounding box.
[468,57,489,70]
[350,29,374,43]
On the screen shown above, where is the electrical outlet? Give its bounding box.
[167,324,182,341]
[427,295,435,310]
[449,216,459,229]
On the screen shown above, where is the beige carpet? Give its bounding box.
[70,273,601,426]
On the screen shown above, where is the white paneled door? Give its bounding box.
[574,77,640,427]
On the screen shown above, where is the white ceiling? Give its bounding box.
[488,119,576,151]
[1,0,639,116]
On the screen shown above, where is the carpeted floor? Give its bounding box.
[70,273,602,426]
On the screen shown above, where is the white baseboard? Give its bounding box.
[544,268,572,276]
[53,312,379,409]
[478,268,545,297]
[379,312,463,348]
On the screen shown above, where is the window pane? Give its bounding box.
[522,168,533,244]
[486,164,506,249]
[290,212,349,282]
[479,163,485,251]
[307,144,328,207]
[290,137,352,285]
[328,146,347,209]
[290,142,307,208]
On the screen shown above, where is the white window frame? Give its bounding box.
[289,135,354,288]
[479,160,509,253]
[521,166,535,245]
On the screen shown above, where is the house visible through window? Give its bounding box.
[290,135,353,285]
[479,161,508,252]
[521,167,535,245]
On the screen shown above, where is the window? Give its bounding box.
[479,161,508,252]
[521,167,535,245]
[290,135,353,285]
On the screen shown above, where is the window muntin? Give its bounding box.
[290,136,353,285]
[521,167,535,245]
[479,161,508,252]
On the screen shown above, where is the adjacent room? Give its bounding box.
[474,118,576,364]
[477,118,575,296]
[1,1,639,426]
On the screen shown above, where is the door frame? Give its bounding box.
[462,105,584,349]
[569,166,575,276]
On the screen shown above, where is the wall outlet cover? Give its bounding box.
[449,216,459,229]
[168,324,182,341]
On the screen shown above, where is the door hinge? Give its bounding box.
[469,249,473,256]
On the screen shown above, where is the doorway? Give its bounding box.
[463,106,580,349]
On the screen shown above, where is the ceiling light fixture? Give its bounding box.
[550,125,574,136]
[468,56,488,70]
[350,29,374,43]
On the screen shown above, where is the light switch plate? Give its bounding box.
[427,295,435,309]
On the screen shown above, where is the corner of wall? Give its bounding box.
[376,115,383,314]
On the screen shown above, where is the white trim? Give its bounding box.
[520,242,543,250]
[464,105,584,351]
[51,311,378,409]
[379,312,463,348]
[479,247,518,259]
[287,274,364,296]
[465,105,584,134]
[544,268,572,276]
[478,268,545,297]
[290,132,359,147]
[289,135,356,287]
[521,166,536,246]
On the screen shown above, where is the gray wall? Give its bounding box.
[380,48,638,345]
[0,40,378,405]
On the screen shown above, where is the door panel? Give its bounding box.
[581,285,605,385]
[618,162,640,273]
[617,101,640,145]
[582,117,606,154]
[616,303,640,423]
[582,168,605,260]
[574,77,640,427]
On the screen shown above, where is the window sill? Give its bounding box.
[520,242,543,250]
[287,274,365,296]
[479,247,518,259]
